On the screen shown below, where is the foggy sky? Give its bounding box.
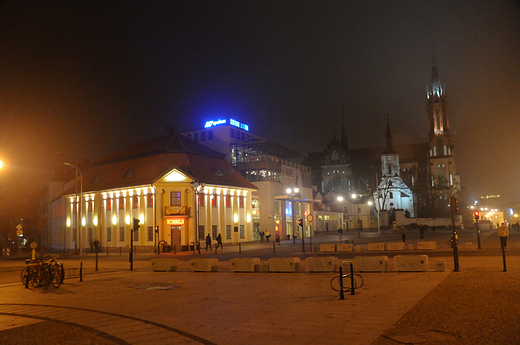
[1,1,520,206]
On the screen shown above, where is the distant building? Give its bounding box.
[182,119,316,240]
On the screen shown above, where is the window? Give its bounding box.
[187,134,192,140]
[240,225,244,239]
[119,196,125,209]
[198,193,205,207]
[389,192,394,198]
[170,191,181,206]
[120,227,125,241]
[88,200,93,212]
[133,227,139,241]
[212,225,217,239]
[198,226,204,242]
[73,202,77,213]
[225,195,231,208]
[230,128,235,138]
[147,226,153,241]
[201,131,206,141]
[238,195,244,208]
[133,195,139,208]
[208,130,213,140]
[226,225,231,239]
[211,194,217,207]
[147,194,154,207]
[194,132,199,141]
[106,199,112,211]
[107,227,112,242]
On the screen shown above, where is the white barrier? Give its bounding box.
[306,257,338,272]
[417,241,436,250]
[336,243,354,252]
[320,244,336,252]
[386,242,405,251]
[368,242,385,251]
[190,258,219,272]
[269,257,300,272]
[151,258,178,272]
[230,258,260,273]
[353,256,388,272]
[394,255,429,272]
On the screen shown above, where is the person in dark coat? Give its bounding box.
[205,234,212,251]
[216,233,223,249]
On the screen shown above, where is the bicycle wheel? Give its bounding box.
[21,267,28,285]
[330,275,350,292]
[51,266,62,288]
[41,268,51,289]
[31,268,41,288]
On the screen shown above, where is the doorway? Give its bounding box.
[170,226,181,251]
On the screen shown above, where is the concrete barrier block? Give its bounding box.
[368,242,386,251]
[151,258,178,272]
[353,256,388,272]
[394,255,429,272]
[386,242,405,251]
[435,259,446,272]
[306,257,338,272]
[320,244,336,252]
[190,258,218,272]
[336,243,354,252]
[230,258,260,273]
[269,257,300,272]
[417,241,436,250]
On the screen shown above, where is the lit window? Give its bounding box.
[211,194,217,207]
[225,195,231,208]
[147,194,154,207]
[119,197,125,209]
[88,200,93,212]
[133,195,139,208]
[198,193,205,207]
[106,199,112,211]
[170,191,181,206]
[238,196,244,208]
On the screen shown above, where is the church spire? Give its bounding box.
[341,108,349,151]
[383,115,396,154]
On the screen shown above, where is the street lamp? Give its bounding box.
[190,181,205,254]
[351,193,360,238]
[286,187,299,245]
[63,162,83,255]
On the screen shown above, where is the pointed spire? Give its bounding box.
[341,108,349,151]
[430,53,443,97]
[383,115,396,154]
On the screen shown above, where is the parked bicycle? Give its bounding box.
[21,255,63,289]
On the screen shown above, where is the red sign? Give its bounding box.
[166,218,185,225]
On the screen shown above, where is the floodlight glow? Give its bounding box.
[112,216,117,225]
[164,170,186,182]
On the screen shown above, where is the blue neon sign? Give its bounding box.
[204,118,249,131]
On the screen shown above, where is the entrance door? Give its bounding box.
[170,226,181,251]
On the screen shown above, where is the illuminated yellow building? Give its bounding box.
[52,134,257,252]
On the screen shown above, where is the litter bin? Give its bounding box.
[276,236,280,243]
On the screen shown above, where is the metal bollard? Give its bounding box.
[215,244,218,254]
[25,267,29,289]
[174,244,176,255]
[239,243,242,254]
[338,266,344,300]
[350,262,355,295]
[502,246,507,272]
[95,252,98,272]
[273,242,275,253]
[80,262,83,282]
[60,263,65,284]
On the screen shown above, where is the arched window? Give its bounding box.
[437,164,446,180]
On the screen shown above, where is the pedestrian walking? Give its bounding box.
[265,229,271,242]
[216,233,223,249]
[401,226,407,242]
[338,228,343,240]
[205,234,212,251]
[260,231,265,243]
[498,223,509,248]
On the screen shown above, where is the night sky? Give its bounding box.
[1,1,520,206]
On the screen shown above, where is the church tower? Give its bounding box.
[426,61,460,196]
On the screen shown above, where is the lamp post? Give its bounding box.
[190,181,205,254]
[286,187,299,244]
[64,162,83,255]
[352,193,360,238]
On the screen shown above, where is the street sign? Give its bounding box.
[16,224,22,230]
[16,229,23,236]
[307,214,313,222]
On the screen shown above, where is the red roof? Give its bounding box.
[64,134,257,195]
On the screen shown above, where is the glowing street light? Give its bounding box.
[190,181,205,254]
[63,162,83,255]
[286,187,299,245]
